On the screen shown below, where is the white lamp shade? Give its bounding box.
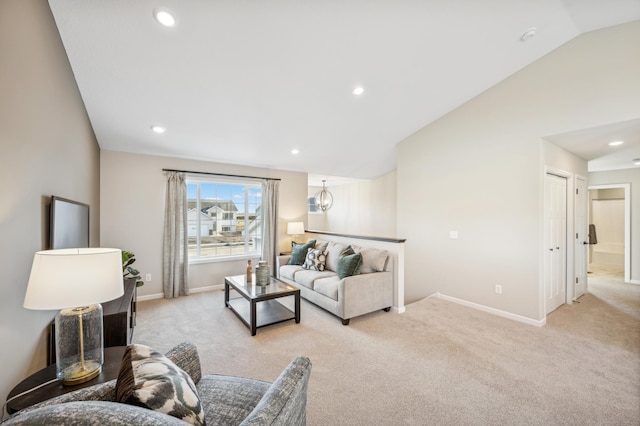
[24,248,124,310]
[287,222,305,235]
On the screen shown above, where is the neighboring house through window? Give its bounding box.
[187,178,262,261]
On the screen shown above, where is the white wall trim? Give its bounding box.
[137,284,223,301]
[432,293,546,327]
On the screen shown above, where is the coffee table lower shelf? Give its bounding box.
[227,298,297,334]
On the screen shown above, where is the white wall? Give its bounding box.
[308,171,397,238]
[397,21,640,321]
[100,151,308,298]
[588,168,640,283]
[0,0,100,405]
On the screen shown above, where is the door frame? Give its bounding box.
[543,167,575,313]
[574,174,588,299]
[587,183,631,283]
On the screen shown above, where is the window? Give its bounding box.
[187,178,262,261]
[308,196,320,214]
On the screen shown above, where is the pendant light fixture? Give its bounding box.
[314,180,333,211]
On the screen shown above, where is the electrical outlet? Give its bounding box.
[146,273,152,282]
[495,285,502,294]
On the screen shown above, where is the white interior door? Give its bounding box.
[575,176,588,299]
[544,173,567,314]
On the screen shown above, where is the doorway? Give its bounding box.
[588,184,630,282]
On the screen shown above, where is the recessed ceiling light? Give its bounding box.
[608,140,624,146]
[520,27,536,42]
[154,9,176,27]
[291,149,300,155]
[353,86,364,96]
[151,125,166,134]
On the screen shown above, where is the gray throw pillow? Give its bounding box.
[115,344,206,426]
[288,240,316,265]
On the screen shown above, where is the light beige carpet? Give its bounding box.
[134,281,640,425]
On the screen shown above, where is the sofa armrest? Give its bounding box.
[277,255,291,268]
[276,255,291,278]
[2,401,185,425]
[5,381,118,418]
[340,271,393,319]
[240,356,312,426]
[165,341,202,384]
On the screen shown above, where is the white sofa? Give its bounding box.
[277,239,393,325]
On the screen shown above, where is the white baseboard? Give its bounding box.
[137,284,223,302]
[392,306,406,314]
[629,279,640,285]
[432,293,546,327]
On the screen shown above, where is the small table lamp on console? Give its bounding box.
[287,222,305,245]
[23,248,124,385]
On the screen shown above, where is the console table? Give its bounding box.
[47,278,137,365]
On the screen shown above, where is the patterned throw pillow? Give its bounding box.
[302,248,327,271]
[116,344,206,426]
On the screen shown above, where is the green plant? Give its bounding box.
[122,250,144,287]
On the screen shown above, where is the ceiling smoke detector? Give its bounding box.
[520,27,536,42]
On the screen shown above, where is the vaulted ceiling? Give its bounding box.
[48,0,640,180]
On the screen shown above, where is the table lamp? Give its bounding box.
[24,248,124,385]
[287,222,305,245]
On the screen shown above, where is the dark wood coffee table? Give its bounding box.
[225,274,300,336]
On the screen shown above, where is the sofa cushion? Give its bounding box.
[302,248,327,271]
[337,253,362,279]
[314,239,330,253]
[116,344,206,426]
[293,269,336,289]
[280,264,303,280]
[313,276,340,301]
[352,246,389,273]
[287,240,316,265]
[324,241,348,272]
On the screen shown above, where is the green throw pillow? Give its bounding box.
[288,240,316,265]
[340,245,355,257]
[337,252,362,279]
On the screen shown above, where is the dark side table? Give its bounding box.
[5,346,126,414]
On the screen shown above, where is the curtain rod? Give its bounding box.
[162,168,281,181]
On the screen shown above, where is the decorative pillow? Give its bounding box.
[302,248,327,271]
[324,241,348,272]
[337,252,362,279]
[340,245,355,257]
[288,240,316,265]
[314,239,330,254]
[115,344,206,426]
[352,245,389,273]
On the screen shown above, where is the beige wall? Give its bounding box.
[588,168,640,283]
[100,151,308,298]
[0,0,100,404]
[308,171,397,238]
[397,21,640,321]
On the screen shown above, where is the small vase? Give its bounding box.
[255,261,270,286]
